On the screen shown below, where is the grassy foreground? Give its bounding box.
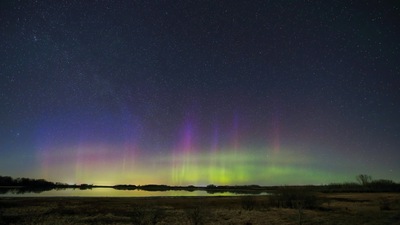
[1,193,400,225]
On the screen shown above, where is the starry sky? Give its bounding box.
[1,1,399,186]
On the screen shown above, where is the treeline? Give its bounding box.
[322,178,400,193]
[205,184,266,194]
[2,174,399,194]
[0,176,57,187]
[113,184,198,191]
[0,176,99,195]
[0,175,93,189]
[113,184,267,194]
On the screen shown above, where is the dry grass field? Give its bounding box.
[1,193,400,225]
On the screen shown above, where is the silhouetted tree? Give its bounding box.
[0,176,13,186]
[356,174,372,186]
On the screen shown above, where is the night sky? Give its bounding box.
[1,1,399,186]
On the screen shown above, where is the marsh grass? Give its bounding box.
[379,197,391,210]
[0,206,3,225]
[268,187,320,209]
[241,196,257,211]
[185,206,206,225]
[149,207,166,225]
[1,194,400,224]
[130,205,148,225]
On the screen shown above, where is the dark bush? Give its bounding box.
[369,180,400,192]
[131,205,147,225]
[379,197,391,211]
[150,207,165,225]
[268,187,320,209]
[185,206,205,225]
[241,196,257,211]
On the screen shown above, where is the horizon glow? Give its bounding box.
[31,137,360,186]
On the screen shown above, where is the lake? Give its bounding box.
[0,187,266,197]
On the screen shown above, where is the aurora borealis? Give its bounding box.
[1,1,399,186]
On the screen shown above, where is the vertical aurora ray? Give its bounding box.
[208,124,220,183]
[34,138,354,185]
[172,118,197,185]
[272,116,281,153]
[222,112,240,183]
[266,104,282,154]
[31,108,357,186]
[31,102,366,186]
[160,146,348,186]
[231,112,240,151]
[121,143,138,175]
[32,108,144,185]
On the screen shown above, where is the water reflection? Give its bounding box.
[0,187,258,197]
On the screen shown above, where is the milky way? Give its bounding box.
[1,1,399,185]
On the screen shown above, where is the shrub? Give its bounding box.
[131,205,147,225]
[0,206,3,225]
[379,197,391,211]
[150,207,165,225]
[268,187,320,209]
[185,206,205,225]
[356,174,372,186]
[241,196,257,211]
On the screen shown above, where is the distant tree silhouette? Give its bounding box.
[0,176,55,187]
[369,179,399,192]
[0,176,13,186]
[356,174,372,186]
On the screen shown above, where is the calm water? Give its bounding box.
[0,188,263,197]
